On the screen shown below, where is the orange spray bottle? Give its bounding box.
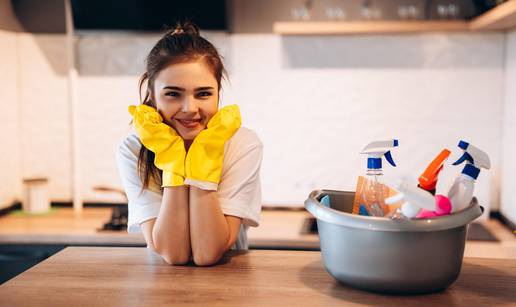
[418,149,451,195]
[415,149,452,218]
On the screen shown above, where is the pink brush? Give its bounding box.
[416,194,452,219]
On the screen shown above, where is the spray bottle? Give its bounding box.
[386,179,436,219]
[414,149,452,218]
[448,140,490,212]
[418,149,451,195]
[416,195,452,219]
[357,139,399,216]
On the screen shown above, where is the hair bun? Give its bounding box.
[170,21,200,36]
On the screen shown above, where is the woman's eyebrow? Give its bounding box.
[162,86,214,91]
[163,86,185,91]
[195,87,215,91]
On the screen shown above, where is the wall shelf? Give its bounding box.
[470,0,516,30]
[273,21,470,35]
[273,0,516,35]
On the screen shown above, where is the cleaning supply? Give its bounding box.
[185,105,241,191]
[416,195,452,218]
[352,176,400,216]
[305,189,484,294]
[448,140,491,212]
[418,149,451,195]
[354,139,399,217]
[128,104,186,187]
[320,195,331,207]
[386,179,436,219]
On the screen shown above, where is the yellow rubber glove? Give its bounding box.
[185,105,242,191]
[128,104,186,187]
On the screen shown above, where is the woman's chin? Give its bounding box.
[178,129,201,140]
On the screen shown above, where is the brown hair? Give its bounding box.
[137,21,227,190]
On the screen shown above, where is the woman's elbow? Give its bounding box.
[153,244,190,265]
[160,251,190,265]
[193,255,220,267]
[192,249,225,266]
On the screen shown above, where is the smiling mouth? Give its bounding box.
[176,118,201,129]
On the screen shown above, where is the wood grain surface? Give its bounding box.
[0,247,514,306]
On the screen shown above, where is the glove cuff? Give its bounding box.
[184,178,218,191]
[161,171,185,187]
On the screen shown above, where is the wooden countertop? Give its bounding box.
[0,207,319,248]
[0,247,514,306]
[0,207,146,246]
[1,207,515,260]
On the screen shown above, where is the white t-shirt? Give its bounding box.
[115,127,263,250]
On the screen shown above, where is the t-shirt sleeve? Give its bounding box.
[217,131,263,227]
[115,135,162,233]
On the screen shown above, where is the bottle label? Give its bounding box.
[352,176,400,217]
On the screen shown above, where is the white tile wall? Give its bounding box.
[18,34,71,201]
[227,33,503,219]
[75,32,504,220]
[0,30,21,209]
[0,30,510,222]
[501,30,516,223]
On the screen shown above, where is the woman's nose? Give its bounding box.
[181,96,199,113]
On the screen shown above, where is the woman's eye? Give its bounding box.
[165,91,180,97]
[197,91,212,98]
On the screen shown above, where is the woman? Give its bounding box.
[116,22,263,266]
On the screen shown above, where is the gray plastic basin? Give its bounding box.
[305,189,483,294]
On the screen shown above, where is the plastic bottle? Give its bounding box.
[386,179,436,219]
[448,140,491,212]
[416,195,452,218]
[358,139,399,217]
[418,149,451,195]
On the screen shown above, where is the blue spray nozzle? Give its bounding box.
[361,139,399,169]
[453,140,491,170]
[453,152,474,166]
[384,151,396,167]
[458,140,469,150]
[452,140,490,180]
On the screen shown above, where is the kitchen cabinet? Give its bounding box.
[0,244,64,284]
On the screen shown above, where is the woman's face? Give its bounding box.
[153,60,219,140]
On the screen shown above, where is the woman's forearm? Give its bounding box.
[189,186,232,266]
[152,185,191,264]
